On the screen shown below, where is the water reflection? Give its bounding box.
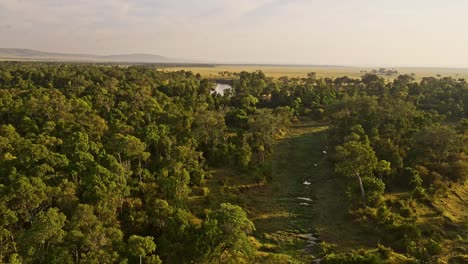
[214,83,232,95]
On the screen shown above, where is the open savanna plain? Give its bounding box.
[162,65,468,81]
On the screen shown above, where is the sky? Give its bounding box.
[1,0,468,67]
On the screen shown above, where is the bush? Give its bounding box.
[406,239,440,262]
[412,186,428,200]
[362,177,385,205]
[449,255,468,264]
[449,155,468,181]
[323,251,382,264]
[377,244,392,259]
[408,168,423,189]
[191,187,210,196]
[425,239,442,256]
[250,162,274,183]
[316,241,337,256]
[398,205,413,218]
[397,167,422,190]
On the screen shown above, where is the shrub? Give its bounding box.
[323,251,382,264]
[377,244,392,259]
[425,239,442,256]
[362,177,385,205]
[412,186,428,201]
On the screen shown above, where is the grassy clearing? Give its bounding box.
[431,181,468,262]
[191,120,468,262]
[269,122,374,250]
[161,65,468,81]
[192,121,372,261]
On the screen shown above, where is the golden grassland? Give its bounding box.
[161,65,468,81]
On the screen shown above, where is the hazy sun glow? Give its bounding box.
[1,0,468,67]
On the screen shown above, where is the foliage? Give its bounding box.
[0,62,466,263]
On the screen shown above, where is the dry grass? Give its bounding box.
[161,65,468,81]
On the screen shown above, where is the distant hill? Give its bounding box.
[0,48,176,63]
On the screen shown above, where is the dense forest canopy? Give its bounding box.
[0,62,466,263]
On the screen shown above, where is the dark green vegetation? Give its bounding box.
[0,62,467,263]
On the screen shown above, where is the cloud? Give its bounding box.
[0,0,288,34]
[0,0,468,66]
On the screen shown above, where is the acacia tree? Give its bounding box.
[335,140,383,206]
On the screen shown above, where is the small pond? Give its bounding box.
[214,83,232,95]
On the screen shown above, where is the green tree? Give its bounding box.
[335,140,382,206]
[19,208,67,263]
[127,235,159,264]
[197,203,255,263]
[411,126,461,166]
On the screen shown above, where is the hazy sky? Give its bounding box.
[1,0,468,67]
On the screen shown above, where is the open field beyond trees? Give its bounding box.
[162,65,468,81]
